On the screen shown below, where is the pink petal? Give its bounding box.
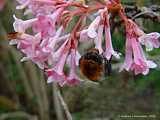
[94,25,104,54]
[139,32,160,51]
[66,49,81,86]
[46,39,70,86]
[32,15,55,37]
[87,16,101,38]
[104,25,120,60]
[120,35,133,71]
[79,29,93,42]
[13,15,37,32]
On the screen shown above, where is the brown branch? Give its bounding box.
[124,5,160,22]
[57,91,73,120]
[52,83,65,120]
[111,5,160,31]
[53,84,73,120]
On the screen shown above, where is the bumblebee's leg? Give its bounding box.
[104,56,112,76]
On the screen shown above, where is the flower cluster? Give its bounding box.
[10,0,160,86]
[120,19,159,75]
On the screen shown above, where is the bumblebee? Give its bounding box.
[79,48,112,82]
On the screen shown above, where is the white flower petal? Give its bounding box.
[87,29,97,38]
[142,68,149,75]
[20,57,29,62]
[87,16,101,38]
[36,62,44,69]
[47,76,53,83]
[9,39,18,45]
[112,51,121,59]
[147,60,157,68]
[145,42,153,51]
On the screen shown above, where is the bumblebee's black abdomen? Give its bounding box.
[79,49,104,81]
[79,48,112,81]
[79,59,103,81]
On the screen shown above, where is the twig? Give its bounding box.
[124,5,160,22]
[132,8,160,22]
[53,83,65,120]
[52,83,73,120]
[57,89,73,120]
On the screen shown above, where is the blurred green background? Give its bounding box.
[0,0,160,120]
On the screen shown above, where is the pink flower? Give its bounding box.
[87,14,104,54]
[50,38,69,65]
[120,33,133,71]
[46,39,71,86]
[94,25,104,54]
[16,0,57,15]
[66,48,81,86]
[46,35,82,86]
[103,10,120,60]
[13,15,37,33]
[30,1,56,15]
[10,33,51,69]
[131,37,156,75]
[48,26,64,49]
[81,8,120,59]
[79,29,93,42]
[120,19,157,75]
[46,52,68,86]
[67,50,81,66]
[139,32,160,51]
[9,33,41,50]
[47,68,66,86]
[87,16,101,38]
[32,8,64,37]
[131,60,157,75]
[32,15,55,37]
